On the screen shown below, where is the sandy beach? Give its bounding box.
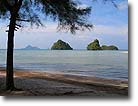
[0,67,128,96]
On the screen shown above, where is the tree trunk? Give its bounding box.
[6,15,16,90]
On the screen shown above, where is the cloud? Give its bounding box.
[19,24,58,33]
[118,1,128,10]
[0,23,128,38]
[0,23,59,33]
[18,24,128,38]
[0,26,8,31]
[77,4,89,9]
[92,24,128,36]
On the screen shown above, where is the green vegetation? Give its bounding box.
[101,45,118,50]
[51,40,73,50]
[87,39,101,50]
[87,39,119,50]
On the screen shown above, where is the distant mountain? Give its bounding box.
[21,45,41,50]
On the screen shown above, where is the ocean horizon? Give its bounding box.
[0,50,128,80]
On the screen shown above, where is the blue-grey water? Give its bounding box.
[0,50,128,80]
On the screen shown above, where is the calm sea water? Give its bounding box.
[0,50,128,80]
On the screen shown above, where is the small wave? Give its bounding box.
[121,51,128,54]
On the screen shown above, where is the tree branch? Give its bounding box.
[16,24,22,27]
[17,0,23,10]
[16,18,30,22]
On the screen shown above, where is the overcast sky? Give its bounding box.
[0,0,128,50]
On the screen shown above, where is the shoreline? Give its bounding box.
[0,67,128,96]
[0,66,128,81]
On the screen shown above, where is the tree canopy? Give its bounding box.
[0,0,93,33]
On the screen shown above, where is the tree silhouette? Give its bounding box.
[0,0,93,90]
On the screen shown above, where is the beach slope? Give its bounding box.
[0,68,128,96]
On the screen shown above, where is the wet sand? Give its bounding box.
[0,67,128,96]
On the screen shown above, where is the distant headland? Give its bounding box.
[20,45,41,50]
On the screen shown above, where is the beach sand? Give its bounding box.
[0,67,128,96]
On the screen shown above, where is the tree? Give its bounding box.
[0,0,93,90]
[87,39,101,50]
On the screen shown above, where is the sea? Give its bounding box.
[0,50,128,80]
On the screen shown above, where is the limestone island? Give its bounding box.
[87,39,101,50]
[51,40,73,50]
[101,45,118,50]
[21,45,41,50]
[87,39,118,50]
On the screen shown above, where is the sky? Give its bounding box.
[0,0,128,50]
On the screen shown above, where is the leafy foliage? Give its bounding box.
[0,0,93,33]
[51,40,73,50]
[87,39,101,50]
